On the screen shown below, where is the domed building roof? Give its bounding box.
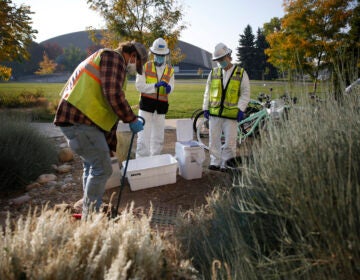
[41,30,214,78]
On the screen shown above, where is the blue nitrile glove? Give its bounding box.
[154,81,167,88]
[129,119,144,134]
[165,83,171,94]
[204,110,210,119]
[237,110,244,122]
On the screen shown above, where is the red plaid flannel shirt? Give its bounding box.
[54,50,136,151]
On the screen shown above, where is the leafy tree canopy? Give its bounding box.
[61,45,87,72]
[86,0,187,64]
[263,17,281,37]
[0,0,37,80]
[265,0,359,94]
[35,53,57,75]
[0,0,38,62]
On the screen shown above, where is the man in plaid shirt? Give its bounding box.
[54,41,148,218]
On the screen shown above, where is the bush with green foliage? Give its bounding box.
[0,113,58,192]
[0,89,46,108]
[175,91,360,279]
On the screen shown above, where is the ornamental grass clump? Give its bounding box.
[0,113,58,192]
[0,204,197,279]
[175,91,360,279]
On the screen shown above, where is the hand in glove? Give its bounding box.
[154,81,167,88]
[204,110,210,119]
[129,119,144,134]
[237,111,245,122]
[165,83,171,94]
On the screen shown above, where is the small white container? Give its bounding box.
[105,157,121,190]
[123,154,178,191]
[175,119,205,180]
[270,99,285,119]
[116,121,132,163]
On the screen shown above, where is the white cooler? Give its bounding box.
[123,154,177,191]
[175,119,205,180]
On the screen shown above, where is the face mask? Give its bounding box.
[217,60,228,69]
[127,57,137,75]
[154,55,165,66]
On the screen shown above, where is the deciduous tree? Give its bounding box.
[42,43,63,61]
[0,0,37,80]
[86,0,187,64]
[263,17,282,36]
[3,42,44,78]
[35,53,57,75]
[62,45,87,72]
[265,0,358,95]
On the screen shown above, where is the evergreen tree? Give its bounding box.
[236,25,256,79]
[237,24,279,81]
[253,28,267,80]
[256,28,278,80]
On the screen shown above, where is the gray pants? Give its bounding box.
[60,124,112,217]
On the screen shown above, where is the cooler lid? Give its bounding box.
[176,119,193,142]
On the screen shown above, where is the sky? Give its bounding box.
[12,0,285,54]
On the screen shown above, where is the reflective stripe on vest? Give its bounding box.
[209,66,244,119]
[61,49,121,131]
[141,62,174,102]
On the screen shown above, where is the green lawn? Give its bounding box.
[0,79,316,119]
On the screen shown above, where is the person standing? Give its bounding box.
[202,42,250,171]
[54,41,148,218]
[135,38,175,158]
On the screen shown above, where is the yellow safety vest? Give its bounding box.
[141,62,174,102]
[60,49,125,132]
[209,65,244,119]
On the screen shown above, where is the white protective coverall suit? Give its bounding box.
[135,62,175,157]
[203,65,250,168]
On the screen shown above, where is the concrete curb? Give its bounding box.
[31,119,184,138]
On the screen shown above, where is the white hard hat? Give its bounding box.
[150,38,170,55]
[212,42,232,61]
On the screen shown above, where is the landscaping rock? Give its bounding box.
[26,182,42,191]
[58,147,74,162]
[56,164,72,174]
[10,194,31,207]
[37,174,58,184]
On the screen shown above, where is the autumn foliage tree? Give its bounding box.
[43,43,63,61]
[265,0,359,96]
[0,0,37,80]
[263,17,282,36]
[86,0,187,64]
[35,53,57,75]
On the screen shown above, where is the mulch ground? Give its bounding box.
[0,129,252,230]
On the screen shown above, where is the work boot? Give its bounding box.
[208,165,220,171]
